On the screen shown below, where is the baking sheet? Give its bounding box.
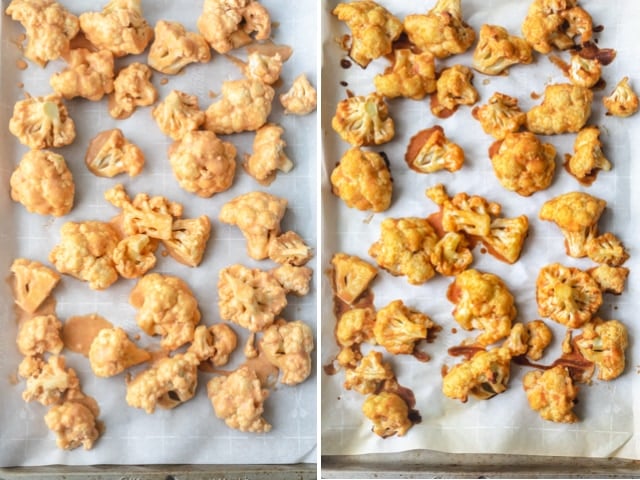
[321,0,640,459]
[0,0,317,467]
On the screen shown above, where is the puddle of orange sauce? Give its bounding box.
[246,39,293,62]
[62,314,113,357]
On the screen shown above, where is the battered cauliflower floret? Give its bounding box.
[368,217,439,285]
[489,132,556,197]
[189,323,237,366]
[197,0,271,54]
[218,191,287,260]
[525,320,552,361]
[539,191,606,258]
[431,65,479,118]
[403,0,475,59]
[472,93,526,140]
[330,147,393,212]
[603,77,639,118]
[332,93,395,147]
[536,263,602,328]
[168,130,237,197]
[566,126,611,185]
[585,232,629,267]
[49,221,120,290]
[5,0,79,66]
[261,319,314,385]
[575,318,628,381]
[240,51,283,85]
[526,83,593,135]
[9,94,75,149]
[501,323,529,357]
[78,0,153,57]
[270,264,313,297]
[447,269,517,346]
[374,300,435,356]
[44,400,100,450]
[243,124,293,186]
[112,234,156,279]
[88,327,150,377]
[373,49,436,100]
[523,365,578,423]
[22,355,79,406]
[152,90,206,141]
[204,79,274,135]
[405,126,465,174]
[430,232,473,276]
[335,307,376,347]
[148,20,211,75]
[481,216,530,265]
[108,63,158,120]
[362,391,412,438]
[344,350,394,395]
[10,150,74,217]
[16,314,63,357]
[587,265,629,295]
[10,258,60,314]
[566,51,602,88]
[332,1,403,68]
[217,264,287,332]
[161,216,211,268]
[473,24,533,76]
[331,253,378,305]
[18,355,45,379]
[129,273,201,351]
[125,352,199,413]
[207,365,271,432]
[279,74,317,115]
[268,231,313,266]
[50,48,114,101]
[85,129,144,178]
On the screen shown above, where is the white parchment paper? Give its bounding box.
[321,0,640,459]
[0,0,317,467]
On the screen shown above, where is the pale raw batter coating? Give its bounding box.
[148,20,211,75]
[50,48,114,101]
[88,327,150,377]
[152,90,206,141]
[10,258,60,314]
[9,94,75,149]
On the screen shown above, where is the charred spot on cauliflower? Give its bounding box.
[431,65,479,118]
[88,326,150,377]
[362,391,412,438]
[473,24,533,76]
[243,123,292,186]
[374,300,435,356]
[85,129,144,178]
[603,77,639,118]
[332,93,395,147]
[108,63,158,120]
[10,258,60,314]
[148,20,211,75]
[405,126,465,174]
[260,319,314,385]
[50,48,114,101]
[9,93,75,149]
[472,92,526,140]
[523,365,578,423]
[280,74,317,115]
[331,253,378,305]
[268,231,313,266]
[526,83,593,135]
[566,126,611,185]
[152,90,206,141]
[374,49,436,100]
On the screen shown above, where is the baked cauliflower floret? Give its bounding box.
[472,93,526,140]
[332,1,403,67]
[50,48,114,101]
[588,265,629,295]
[130,273,201,350]
[331,253,378,305]
[152,90,206,141]
[218,191,287,260]
[481,216,530,265]
[603,77,639,118]
[501,323,529,357]
[5,0,79,66]
[575,318,628,381]
[332,93,395,146]
[243,123,292,186]
[539,191,606,258]
[335,307,376,347]
[217,264,287,332]
[208,365,271,432]
[85,129,144,178]
[373,49,436,100]
[204,79,274,135]
[362,391,412,438]
[566,51,602,88]
[403,0,475,59]
[330,147,393,212]
[16,314,63,357]
[447,269,517,346]
[344,350,394,395]
[49,221,120,290]
[368,217,439,285]
[88,327,150,377]
[9,94,75,149]
[168,130,237,197]
[241,51,283,85]
[148,20,211,75]
[536,263,602,328]
[585,232,629,267]
[374,300,435,356]
[268,231,313,266]
[189,323,237,367]
[22,355,79,406]
[566,126,611,185]
[525,320,552,361]
[430,232,473,276]
[405,126,465,174]
[108,63,158,120]
[44,400,100,450]
[489,132,556,197]
[261,319,314,385]
[270,264,313,297]
[161,216,211,268]
[279,74,317,115]
[78,0,153,57]
[523,365,578,423]
[431,65,479,118]
[473,24,533,75]
[10,149,74,217]
[112,234,156,279]
[10,258,60,314]
[526,83,593,135]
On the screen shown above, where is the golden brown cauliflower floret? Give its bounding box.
[585,232,629,267]
[130,273,201,351]
[331,253,378,305]
[189,323,237,367]
[405,126,465,175]
[373,49,436,100]
[152,90,206,141]
[587,265,629,295]
[566,126,611,185]
[5,0,79,67]
[332,93,394,147]
[10,149,74,217]
[22,355,79,406]
[403,0,475,60]
[447,269,517,346]
[168,130,237,198]
[604,77,639,118]
[270,264,313,297]
[9,94,75,149]
[344,350,394,395]
[526,83,593,135]
[207,365,271,432]
[523,365,578,423]
[575,318,628,381]
[472,93,526,140]
[85,129,144,178]
[536,263,602,329]
[50,48,114,101]
[374,300,435,356]
[78,0,153,57]
[243,124,293,186]
[161,216,212,268]
[49,221,120,290]
[279,74,317,115]
[501,323,529,357]
[108,63,158,120]
[362,391,412,438]
[261,319,314,385]
[567,51,602,88]
[88,327,150,377]
[481,216,530,265]
[218,191,287,260]
[368,217,439,285]
[268,231,313,266]
[336,307,376,348]
[44,400,100,450]
[330,147,392,212]
[16,314,63,357]
[432,65,479,118]
[333,1,402,68]
[525,320,553,361]
[430,232,473,276]
[205,79,274,135]
[112,234,156,279]
[148,20,211,75]
[10,258,60,314]
[473,24,533,76]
